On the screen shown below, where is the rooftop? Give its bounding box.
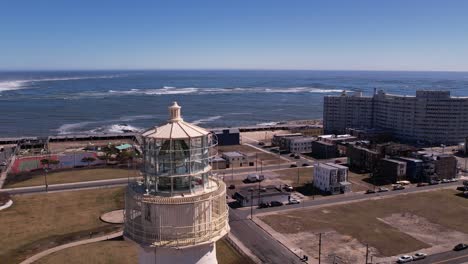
[222,151,245,158]
[142,102,210,140]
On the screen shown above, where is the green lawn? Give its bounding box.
[261,189,468,257]
[0,187,125,263]
[6,168,139,188]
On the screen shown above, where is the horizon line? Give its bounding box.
[0,68,468,73]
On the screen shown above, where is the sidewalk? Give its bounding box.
[20,230,123,264]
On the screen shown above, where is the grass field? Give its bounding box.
[260,189,468,257]
[0,187,125,263]
[275,167,313,187]
[218,145,280,165]
[6,168,139,188]
[36,238,252,264]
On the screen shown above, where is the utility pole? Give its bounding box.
[260,160,263,174]
[365,243,369,264]
[256,153,258,172]
[250,190,254,220]
[318,233,322,264]
[297,167,300,184]
[44,168,48,192]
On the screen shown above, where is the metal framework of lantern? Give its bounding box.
[124,102,229,264]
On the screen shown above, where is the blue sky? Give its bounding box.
[0,0,467,71]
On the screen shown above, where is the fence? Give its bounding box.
[9,152,104,174]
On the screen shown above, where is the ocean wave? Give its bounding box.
[0,74,125,93]
[56,114,154,134]
[90,124,143,134]
[256,122,279,126]
[0,80,29,92]
[100,86,346,97]
[191,115,223,125]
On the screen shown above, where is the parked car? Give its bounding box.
[377,187,389,192]
[453,243,468,251]
[228,184,236,190]
[412,252,427,260]
[283,184,294,192]
[393,185,405,191]
[270,201,283,207]
[441,179,450,184]
[258,142,265,146]
[290,164,298,168]
[258,202,270,209]
[294,155,301,159]
[396,255,413,263]
[365,189,376,194]
[302,163,310,167]
[289,153,296,157]
[288,198,300,204]
[417,182,429,187]
[449,178,458,182]
[245,174,265,183]
[429,180,440,185]
[457,186,468,191]
[396,180,410,186]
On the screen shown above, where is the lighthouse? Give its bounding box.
[124,102,230,264]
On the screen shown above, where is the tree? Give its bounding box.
[81,157,96,167]
[40,158,50,168]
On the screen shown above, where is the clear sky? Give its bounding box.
[1,0,467,71]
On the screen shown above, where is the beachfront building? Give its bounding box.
[124,102,229,264]
[313,162,351,194]
[324,90,468,144]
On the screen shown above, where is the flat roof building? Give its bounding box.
[324,90,468,144]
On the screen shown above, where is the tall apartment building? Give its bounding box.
[324,90,468,144]
[323,91,374,134]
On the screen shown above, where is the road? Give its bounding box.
[229,208,303,264]
[245,181,462,216]
[418,250,468,264]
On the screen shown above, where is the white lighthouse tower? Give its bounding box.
[124,102,230,264]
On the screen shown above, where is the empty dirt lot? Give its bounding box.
[259,189,468,263]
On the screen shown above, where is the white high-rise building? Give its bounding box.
[124,102,230,264]
[324,90,468,144]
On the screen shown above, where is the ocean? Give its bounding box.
[1,70,468,137]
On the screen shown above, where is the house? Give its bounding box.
[233,186,290,207]
[210,157,227,170]
[346,142,382,172]
[271,133,303,148]
[313,162,351,194]
[221,151,254,168]
[311,140,339,159]
[395,157,424,182]
[378,158,407,184]
[284,136,314,153]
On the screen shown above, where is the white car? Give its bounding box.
[397,255,413,263]
[288,198,301,204]
[413,252,427,260]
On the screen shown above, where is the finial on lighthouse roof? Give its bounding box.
[169,101,183,122]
